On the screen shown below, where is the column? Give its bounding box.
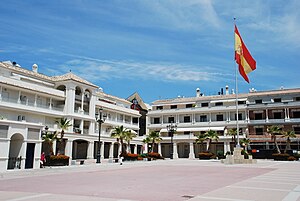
[65,85,75,114]
[224,141,231,154]
[53,140,57,155]
[20,141,27,170]
[143,143,148,153]
[173,142,178,159]
[158,143,162,155]
[109,143,114,159]
[134,144,137,154]
[87,141,94,159]
[34,94,37,107]
[17,91,21,104]
[189,142,195,159]
[266,109,269,122]
[209,113,212,123]
[49,98,52,109]
[118,143,122,156]
[80,120,84,134]
[34,141,42,169]
[65,140,73,161]
[247,110,250,123]
[81,92,84,112]
[100,141,105,160]
[0,85,2,101]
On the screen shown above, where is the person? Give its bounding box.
[119,152,123,165]
[40,152,46,168]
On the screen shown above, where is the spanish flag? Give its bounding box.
[234,25,256,83]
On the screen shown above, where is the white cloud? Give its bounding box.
[50,56,230,83]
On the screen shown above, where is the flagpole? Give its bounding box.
[234,18,240,148]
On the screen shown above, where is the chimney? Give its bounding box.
[196,88,201,97]
[232,89,235,94]
[221,88,224,95]
[225,85,229,95]
[32,64,38,73]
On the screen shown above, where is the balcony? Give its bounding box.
[0,96,64,114]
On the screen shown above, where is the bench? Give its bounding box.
[108,158,119,163]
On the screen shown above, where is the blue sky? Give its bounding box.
[1,0,299,104]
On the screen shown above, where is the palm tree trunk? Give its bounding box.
[274,136,281,154]
[284,138,291,153]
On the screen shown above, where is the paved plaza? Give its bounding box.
[0,159,299,201]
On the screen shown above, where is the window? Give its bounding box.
[154,118,160,124]
[132,118,138,124]
[238,101,246,105]
[156,106,163,110]
[200,115,207,122]
[184,116,191,123]
[184,131,190,135]
[235,113,243,120]
[170,105,177,109]
[255,99,262,104]
[215,102,223,106]
[168,117,175,123]
[216,114,223,121]
[201,102,209,107]
[186,104,193,108]
[295,97,300,101]
[273,112,282,119]
[274,98,281,103]
[294,127,300,134]
[293,111,300,118]
[255,128,264,135]
[254,113,263,120]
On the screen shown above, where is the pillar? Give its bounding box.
[109,143,114,159]
[100,141,104,160]
[189,142,195,159]
[266,109,269,122]
[87,141,94,159]
[173,142,178,159]
[158,143,162,155]
[134,144,137,154]
[65,140,73,161]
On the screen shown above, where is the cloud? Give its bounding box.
[49,56,230,83]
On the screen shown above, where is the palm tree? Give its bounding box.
[41,130,57,156]
[240,138,250,153]
[267,125,282,154]
[205,130,219,152]
[111,125,130,155]
[145,131,162,152]
[282,130,296,153]
[142,136,151,153]
[228,128,237,146]
[195,132,208,152]
[124,130,137,153]
[55,118,72,155]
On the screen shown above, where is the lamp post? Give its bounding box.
[166,121,177,159]
[95,107,106,163]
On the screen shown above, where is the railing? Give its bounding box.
[0,96,64,112]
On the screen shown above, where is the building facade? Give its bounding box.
[147,87,300,159]
[0,61,143,171]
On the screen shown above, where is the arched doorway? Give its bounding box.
[8,133,24,169]
[72,139,88,159]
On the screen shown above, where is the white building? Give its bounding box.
[147,87,300,159]
[0,61,142,171]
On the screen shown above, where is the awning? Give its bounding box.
[160,127,224,133]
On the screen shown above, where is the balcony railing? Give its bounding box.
[0,96,64,112]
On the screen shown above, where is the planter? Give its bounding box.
[198,152,215,160]
[45,155,70,166]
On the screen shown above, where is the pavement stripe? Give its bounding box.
[282,185,300,201]
[228,186,290,192]
[5,193,50,201]
[192,196,254,201]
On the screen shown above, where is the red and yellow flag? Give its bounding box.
[234,25,256,83]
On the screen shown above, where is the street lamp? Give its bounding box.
[166,121,177,159]
[95,107,106,163]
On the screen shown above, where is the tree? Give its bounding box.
[55,118,72,155]
[195,132,208,152]
[41,130,57,156]
[267,125,282,154]
[111,125,130,155]
[282,130,296,153]
[205,130,219,152]
[240,138,250,153]
[227,128,237,146]
[143,131,162,152]
[124,130,137,153]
